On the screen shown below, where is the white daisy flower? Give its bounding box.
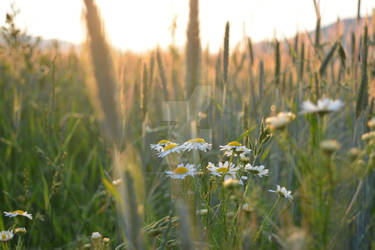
[179,138,212,152]
[158,143,181,158]
[268,185,293,200]
[0,230,14,242]
[220,141,251,155]
[245,164,269,178]
[91,232,102,239]
[4,210,32,220]
[150,140,172,152]
[265,112,296,130]
[242,203,254,213]
[165,163,197,179]
[301,98,344,115]
[207,161,240,177]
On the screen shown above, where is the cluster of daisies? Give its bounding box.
[0,210,32,242]
[151,138,293,200]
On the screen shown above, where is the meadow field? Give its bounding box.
[0,0,375,249]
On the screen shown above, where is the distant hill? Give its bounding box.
[253,16,372,54]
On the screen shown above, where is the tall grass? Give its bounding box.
[0,0,375,249]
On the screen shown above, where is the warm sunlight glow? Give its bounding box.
[1,0,375,52]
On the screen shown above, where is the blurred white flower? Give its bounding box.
[269,185,293,200]
[207,161,239,177]
[150,140,172,152]
[301,98,344,115]
[220,141,251,155]
[165,163,196,179]
[265,112,296,130]
[242,203,254,213]
[223,177,240,188]
[112,178,122,186]
[158,143,181,158]
[179,138,212,152]
[91,232,102,239]
[245,164,269,178]
[320,140,341,154]
[0,230,13,241]
[4,210,32,220]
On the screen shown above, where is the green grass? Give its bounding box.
[0,1,375,249]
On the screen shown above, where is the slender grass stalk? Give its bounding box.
[223,21,230,84]
[357,0,361,22]
[356,24,368,119]
[185,0,201,98]
[83,0,121,144]
[247,38,254,67]
[253,197,281,244]
[274,39,280,85]
[141,64,148,122]
[156,48,169,101]
[259,60,264,100]
[319,41,338,77]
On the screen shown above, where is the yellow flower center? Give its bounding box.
[188,138,206,143]
[173,167,189,175]
[216,167,229,173]
[2,234,6,240]
[163,143,177,151]
[227,141,242,147]
[158,139,171,144]
[13,210,24,215]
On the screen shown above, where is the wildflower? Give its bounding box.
[14,228,26,234]
[179,138,212,152]
[220,141,251,155]
[362,131,375,141]
[265,112,295,130]
[207,161,239,177]
[158,143,181,158]
[112,178,122,186]
[223,177,240,188]
[150,140,172,152]
[368,117,375,129]
[349,147,361,161]
[269,185,293,200]
[301,98,344,115]
[165,163,196,179]
[320,140,341,154]
[0,230,13,242]
[245,164,269,177]
[242,203,254,213]
[196,209,208,215]
[103,237,111,244]
[4,210,32,220]
[91,232,102,239]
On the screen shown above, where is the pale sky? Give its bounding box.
[0,0,374,52]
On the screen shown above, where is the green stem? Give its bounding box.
[253,197,281,244]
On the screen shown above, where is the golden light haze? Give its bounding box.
[0,0,375,52]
